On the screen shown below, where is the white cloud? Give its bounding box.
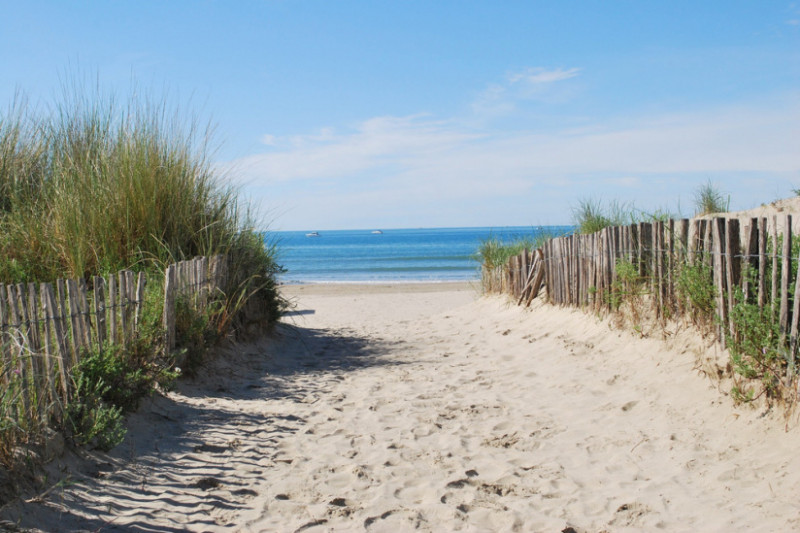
[230,93,800,229]
[471,66,582,117]
[507,67,581,85]
[231,115,482,184]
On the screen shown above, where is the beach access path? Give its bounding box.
[3,282,799,531]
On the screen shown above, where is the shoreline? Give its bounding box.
[280,280,477,297]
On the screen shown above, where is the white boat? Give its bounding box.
[371,230,383,234]
[306,231,320,237]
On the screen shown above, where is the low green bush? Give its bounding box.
[675,261,717,330]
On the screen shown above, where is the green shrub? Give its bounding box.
[173,297,220,375]
[675,261,717,328]
[725,239,799,402]
[66,356,127,451]
[606,259,645,308]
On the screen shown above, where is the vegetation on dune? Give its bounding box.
[480,182,800,408]
[572,198,677,235]
[477,229,563,294]
[694,179,729,216]
[0,88,272,282]
[478,236,534,272]
[0,83,284,469]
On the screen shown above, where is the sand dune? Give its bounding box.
[3,282,799,531]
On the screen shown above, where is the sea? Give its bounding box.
[273,226,573,284]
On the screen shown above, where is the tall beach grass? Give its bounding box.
[0,83,283,470]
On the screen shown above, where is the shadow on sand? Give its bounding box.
[0,320,408,532]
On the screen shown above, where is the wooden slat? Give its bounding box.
[134,271,146,332]
[24,283,44,417]
[94,276,106,349]
[605,228,613,309]
[45,284,70,402]
[655,221,664,317]
[542,241,550,303]
[7,285,23,359]
[108,275,117,345]
[712,218,727,347]
[6,284,31,418]
[118,271,129,346]
[790,245,800,356]
[209,256,221,296]
[562,237,569,305]
[527,249,547,305]
[741,218,759,303]
[725,218,740,338]
[666,219,675,313]
[26,283,41,355]
[164,264,177,351]
[579,234,587,305]
[125,270,135,342]
[552,239,559,304]
[688,220,699,264]
[39,283,60,417]
[56,279,75,367]
[66,279,84,357]
[771,215,779,312]
[758,217,767,310]
[15,284,31,356]
[703,220,713,267]
[565,237,572,304]
[78,278,92,349]
[779,215,792,344]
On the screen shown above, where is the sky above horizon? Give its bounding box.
[2,1,799,231]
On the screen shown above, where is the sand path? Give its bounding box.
[3,283,800,532]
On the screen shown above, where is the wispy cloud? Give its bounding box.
[232,115,482,184]
[231,93,800,229]
[471,66,582,117]
[507,67,581,86]
[787,2,800,25]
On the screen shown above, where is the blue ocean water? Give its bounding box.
[273,226,572,284]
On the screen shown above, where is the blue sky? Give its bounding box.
[2,1,799,230]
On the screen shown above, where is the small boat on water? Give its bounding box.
[306,231,320,237]
[371,230,383,234]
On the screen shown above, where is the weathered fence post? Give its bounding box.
[164,264,176,352]
[779,215,792,345]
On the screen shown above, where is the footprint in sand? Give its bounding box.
[621,400,638,412]
[608,502,652,528]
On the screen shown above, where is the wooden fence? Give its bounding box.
[0,255,226,428]
[499,214,800,351]
[163,255,228,351]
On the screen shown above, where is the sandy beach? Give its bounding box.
[3,282,800,531]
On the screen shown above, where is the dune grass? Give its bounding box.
[0,84,284,316]
[693,180,728,216]
[0,83,284,465]
[572,198,679,235]
[1,89,261,280]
